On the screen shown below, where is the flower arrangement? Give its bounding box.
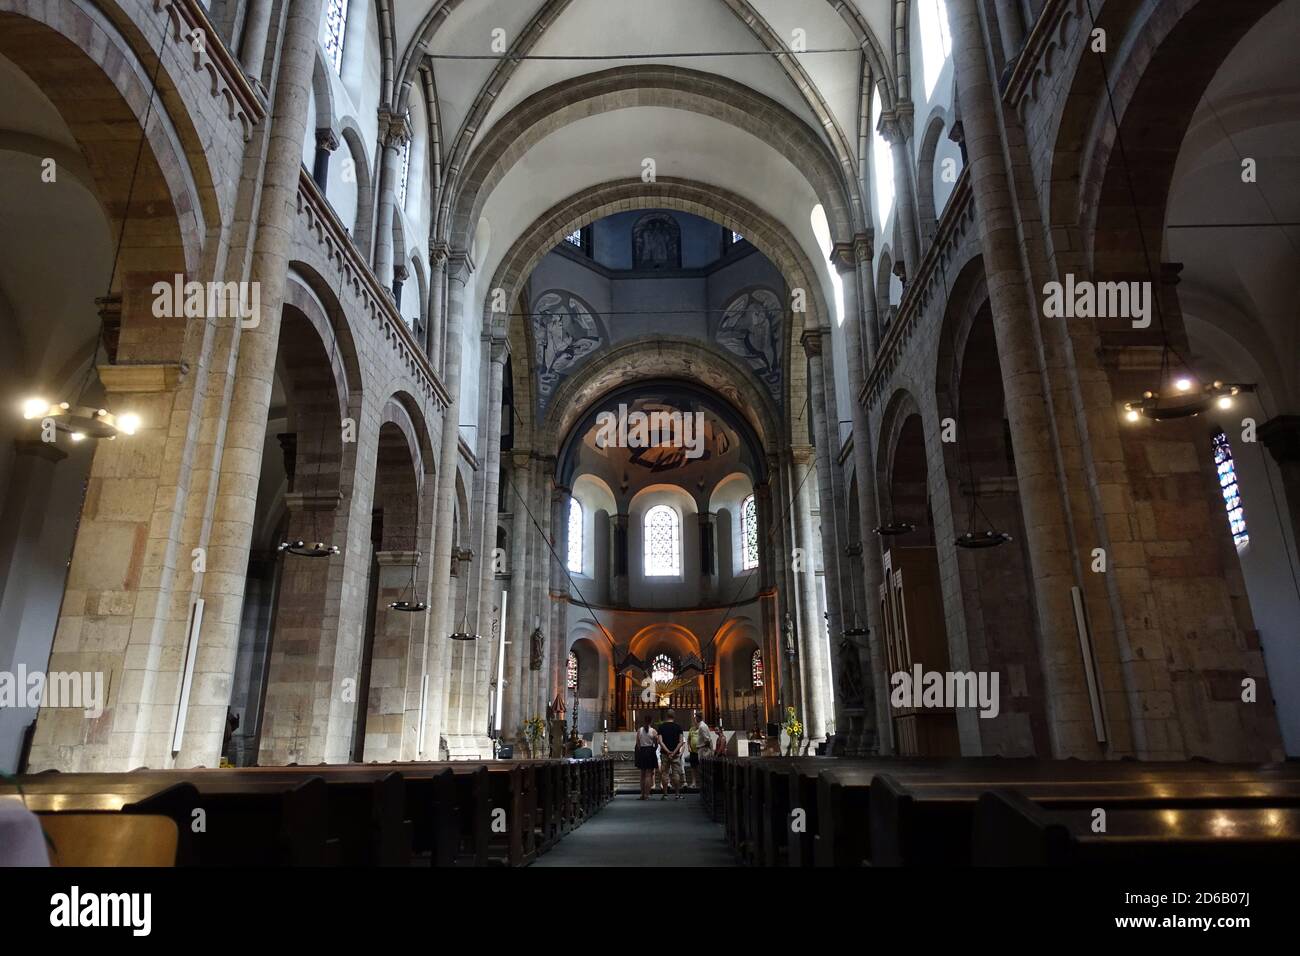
[522,716,545,756]
[782,706,804,755]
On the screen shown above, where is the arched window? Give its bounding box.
[651,653,676,685]
[324,0,350,75]
[810,205,844,327]
[643,505,681,576]
[564,228,583,247]
[396,111,413,208]
[567,498,584,573]
[871,89,895,225]
[751,650,764,688]
[1212,430,1249,549]
[919,0,953,99]
[566,651,578,691]
[741,494,759,571]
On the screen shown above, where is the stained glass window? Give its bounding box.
[566,651,578,691]
[567,498,583,573]
[396,112,412,208]
[741,494,759,571]
[644,505,681,576]
[324,0,350,75]
[731,231,744,244]
[651,653,675,685]
[1212,430,1249,549]
[752,650,763,688]
[564,229,583,247]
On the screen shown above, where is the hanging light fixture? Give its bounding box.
[17,20,170,444]
[448,547,481,641]
[872,521,916,536]
[389,551,428,612]
[1123,378,1254,422]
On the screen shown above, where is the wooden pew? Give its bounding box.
[871,765,1300,866]
[40,814,179,867]
[974,789,1300,865]
[5,774,335,865]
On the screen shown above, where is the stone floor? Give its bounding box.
[531,794,737,867]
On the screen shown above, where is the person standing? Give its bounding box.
[657,709,685,800]
[635,715,659,800]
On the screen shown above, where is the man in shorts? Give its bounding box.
[657,709,685,799]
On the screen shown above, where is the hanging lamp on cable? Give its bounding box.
[448,547,481,641]
[279,261,347,559]
[842,543,869,637]
[19,18,171,444]
[389,551,429,613]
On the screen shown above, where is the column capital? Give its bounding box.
[315,126,340,152]
[800,328,824,357]
[429,240,451,266]
[490,334,511,365]
[98,363,185,394]
[830,241,856,276]
[511,449,533,469]
[447,249,475,283]
[1260,416,1300,465]
[377,107,411,148]
[393,263,410,283]
[852,231,874,264]
[790,444,815,465]
[876,105,911,146]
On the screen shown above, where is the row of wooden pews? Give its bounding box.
[702,755,1300,866]
[1,758,614,867]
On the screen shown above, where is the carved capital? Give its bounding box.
[800,328,824,357]
[393,263,410,283]
[852,232,874,264]
[316,127,340,152]
[447,249,475,284]
[378,107,411,149]
[830,241,856,276]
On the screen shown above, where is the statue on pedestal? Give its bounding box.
[529,626,544,671]
[783,614,796,660]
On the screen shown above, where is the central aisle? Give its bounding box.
[532,795,737,867]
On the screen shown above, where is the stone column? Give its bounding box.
[373,108,410,294]
[238,0,276,89]
[949,0,1102,757]
[472,333,510,736]
[790,445,830,741]
[609,513,630,604]
[1260,417,1300,555]
[834,237,889,753]
[879,104,922,274]
[994,0,1026,62]
[421,250,472,754]
[698,511,718,601]
[427,243,448,367]
[546,482,570,713]
[311,127,339,190]
[191,0,326,768]
[802,329,849,743]
[503,450,532,738]
[392,263,409,313]
[361,549,420,762]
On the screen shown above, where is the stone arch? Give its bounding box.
[915,102,955,238]
[311,48,337,134]
[284,266,364,420]
[543,342,780,470]
[0,2,215,281]
[484,177,829,446]
[337,119,375,250]
[446,66,856,248]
